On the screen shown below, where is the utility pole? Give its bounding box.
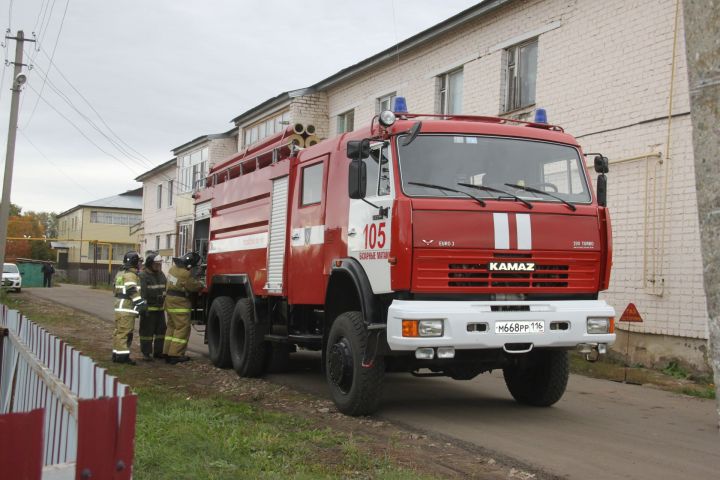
[0,31,34,270]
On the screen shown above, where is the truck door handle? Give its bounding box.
[291,233,300,240]
[348,228,357,237]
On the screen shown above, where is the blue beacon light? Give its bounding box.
[534,108,548,124]
[392,96,408,113]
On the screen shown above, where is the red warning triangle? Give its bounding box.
[620,303,643,322]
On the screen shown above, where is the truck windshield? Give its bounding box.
[397,135,591,204]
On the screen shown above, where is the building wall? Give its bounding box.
[289,92,329,141]
[319,0,706,365]
[208,136,238,169]
[140,165,177,266]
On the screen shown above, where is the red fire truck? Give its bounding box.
[193,103,615,415]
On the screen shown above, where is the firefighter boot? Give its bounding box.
[113,354,136,366]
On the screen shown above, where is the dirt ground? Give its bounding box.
[5,293,547,480]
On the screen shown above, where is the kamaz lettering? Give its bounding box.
[488,262,536,272]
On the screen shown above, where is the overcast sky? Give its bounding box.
[0,0,480,213]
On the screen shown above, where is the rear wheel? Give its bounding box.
[207,296,233,368]
[325,311,384,416]
[503,350,569,406]
[229,298,266,377]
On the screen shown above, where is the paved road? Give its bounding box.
[24,285,720,479]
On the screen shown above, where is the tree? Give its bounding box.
[4,207,58,261]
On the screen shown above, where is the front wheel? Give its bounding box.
[325,311,384,416]
[503,350,569,406]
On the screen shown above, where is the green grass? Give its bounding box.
[133,387,427,480]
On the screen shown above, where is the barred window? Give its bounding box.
[505,39,538,112]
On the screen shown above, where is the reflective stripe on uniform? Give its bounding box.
[112,349,131,354]
[165,336,188,344]
[115,308,140,314]
[148,306,163,311]
[166,308,191,313]
[139,336,154,341]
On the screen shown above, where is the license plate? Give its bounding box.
[495,321,545,334]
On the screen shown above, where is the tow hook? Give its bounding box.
[577,343,607,362]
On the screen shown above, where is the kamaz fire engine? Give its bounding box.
[193,101,616,416]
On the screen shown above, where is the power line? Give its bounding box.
[24,0,70,129]
[18,127,96,197]
[24,81,144,176]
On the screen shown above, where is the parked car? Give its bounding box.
[2,263,22,292]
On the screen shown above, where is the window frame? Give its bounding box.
[376,92,397,113]
[504,38,538,113]
[438,68,464,115]
[300,161,324,207]
[168,180,174,207]
[156,184,163,209]
[337,110,355,134]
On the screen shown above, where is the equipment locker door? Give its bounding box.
[288,154,329,304]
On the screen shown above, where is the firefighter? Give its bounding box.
[138,253,167,361]
[163,251,202,364]
[112,251,147,365]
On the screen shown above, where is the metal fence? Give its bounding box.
[0,305,136,479]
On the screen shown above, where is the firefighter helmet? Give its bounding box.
[173,251,201,269]
[123,251,142,269]
[144,252,163,267]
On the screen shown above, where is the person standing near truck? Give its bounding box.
[163,252,202,364]
[112,251,147,365]
[138,253,167,361]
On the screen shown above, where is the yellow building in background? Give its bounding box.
[55,189,143,283]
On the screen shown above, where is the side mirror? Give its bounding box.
[596,173,607,207]
[348,159,367,199]
[347,139,371,161]
[594,155,609,174]
[401,121,422,147]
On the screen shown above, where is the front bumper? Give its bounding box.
[386,300,615,351]
[2,277,21,289]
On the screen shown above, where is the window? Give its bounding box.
[178,147,209,193]
[243,111,290,148]
[337,110,354,134]
[301,163,324,205]
[363,144,391,197]
[155,235,160,250]
[398,135,590,204]
[377,92,396,113]
[438,69,463,114]
[90,211,141,225]
[156,184,163,209]
[168,180,173,206]
[90,243,135,261]
[178,223,192,255]
[166,234,172,249]
[505,39,538,112]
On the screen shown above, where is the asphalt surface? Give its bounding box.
[25,284,720,479]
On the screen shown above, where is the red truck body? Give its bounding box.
[194,111,616,415]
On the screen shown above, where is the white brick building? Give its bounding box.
[134,159,177,272]
[216,0,709,370]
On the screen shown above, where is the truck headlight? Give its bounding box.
[402,319,444,337]
[587,317,614,334]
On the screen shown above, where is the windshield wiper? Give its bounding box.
[457,183,533,209]
[504,183,576,211]
[408,182,486,207]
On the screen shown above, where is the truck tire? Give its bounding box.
[229,298,266,377]
[207,296,233,368]
[325,311,384,416]
[503,350,569,406]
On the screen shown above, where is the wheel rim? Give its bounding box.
[328,337,353,394]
